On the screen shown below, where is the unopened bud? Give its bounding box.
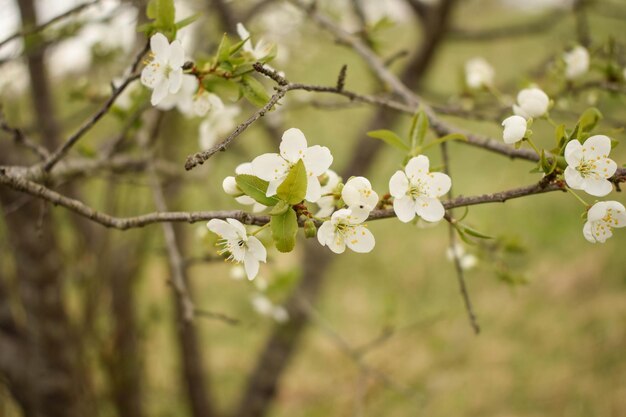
[222,176,241,196]
[304,219,317,238]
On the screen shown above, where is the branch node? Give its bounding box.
[336,64,347,91]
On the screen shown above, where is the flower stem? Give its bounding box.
[487,84,507,106]
[565,187,590,208]
[251,223,270,236]
[545,114,559,128]
[525,137,542,157]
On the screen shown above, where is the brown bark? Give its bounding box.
[16,0,60,149]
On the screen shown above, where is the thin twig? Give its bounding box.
[0,112,49,160]
[0,0,99,50]
[6,164,621,231]
[440,141,480,334]
[42,72,140,171]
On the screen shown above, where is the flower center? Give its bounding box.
[217,238,246,262]
[576,158,598,178]
[408,179,428,199]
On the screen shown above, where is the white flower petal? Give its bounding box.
[317,221,334,246]
[226,218,247,238]
[393,195,416,223]
[140,62,163,88]
[266,179,281,197]
[168,40,185,68]
[582,178,613,197]
[564,140,582,166]
[303,145,333,176]
[327,234,346,254]
[415,197,445,222]
[243,254,260,280]
[502,115,527,144]
[389,171,408,198]
[426,172,451,197]
[251,153,289,181]
[235,195,256,205]
[280,128,308,162]
[207,219,238,240]
[151,80,170,105]
[564,166,585,189]
[587,201,607,222]
[405,155,430,180]
[583,135,611,159]
[168,69,183,93]
[582,221,596,243]
[305,176,322,203]
[247,236,267,262]
[150,33,170,60]
[345,225,375,253]
[235,162,254,175]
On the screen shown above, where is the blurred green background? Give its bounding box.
[1,0,626,416]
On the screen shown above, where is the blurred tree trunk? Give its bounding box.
[233,3,456,416]
[0,186,90,417]
[16,0,60,149]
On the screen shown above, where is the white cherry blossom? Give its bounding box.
[465,57,495,89]
[237,23,274,60]
[446,244,478,270]
[207,218,267,280]
[501,115,527,144]
[223,163,267,213]
[251,128,333,203]
[513,87,550,119]
[342,176,379,213]
[564,135,617,197]
[564,46,589,80]
[141,33,185,106]
[251,294,289,323]
[389,155,451,223]
[199,105,241,149]
[157,74,223,117]
[317,209,375,254]
[583,201,626,243]
[316,170,342,218]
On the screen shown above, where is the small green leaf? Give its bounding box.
[554,123,566,148]
[420,133,467,152]
[271,208,298,252]
[578,107,603,134]
[269,200,290,215]
[146,0,157,19]
[277,159,307,205]
[240,75,270,107]
[175,13,201,30]
[366,129,409,152]
[409,111,429,151]
[216,33,231,63]
[235,175,280,206]
[155,0,175,28]
[461,224,493,240]
[229,37,250,56]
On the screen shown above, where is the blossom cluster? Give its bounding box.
[205,126,452,279]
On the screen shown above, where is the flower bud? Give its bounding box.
[564,46,589,80]
[513,87,549,119]
[304,219,317,238]
[501,115,527,144]
[222,176,241,196]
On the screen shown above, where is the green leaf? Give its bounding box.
[461,224,493,240]
[146,0,157,19]
[271,208,298,253]
[269,200,290,215]
[229,37,250,56]
[277,159,307,205]
[175,13,201,30]
[155,0,175,28]
[366,129,409,152]
[216,33,231,63]
[235,175,280,206]
[240,75,270,107]
[578,107,603,134]
[420,133,467,152]
[409,111,429,151]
